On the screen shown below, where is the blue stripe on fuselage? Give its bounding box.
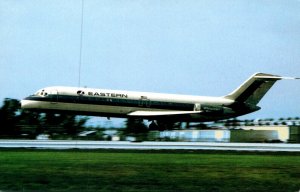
[25,95,195,111]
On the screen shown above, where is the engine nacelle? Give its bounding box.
[200,104,224,113]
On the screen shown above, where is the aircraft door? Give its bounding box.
[194,103,201,111]
[138,97,151,108]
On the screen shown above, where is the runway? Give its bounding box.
[0,140,300,151]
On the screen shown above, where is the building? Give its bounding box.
[159,130,230,142]
[158,125,300,143]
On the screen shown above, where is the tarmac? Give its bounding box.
[0,140,300,151]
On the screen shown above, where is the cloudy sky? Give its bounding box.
[1,0,300,126]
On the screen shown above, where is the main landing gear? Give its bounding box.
[149,121,160,131]
[148,120,191,130]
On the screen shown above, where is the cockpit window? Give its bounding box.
[34,89,48,97]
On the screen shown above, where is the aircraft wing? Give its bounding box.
[128,110,201,117]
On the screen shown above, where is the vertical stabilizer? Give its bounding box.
[224,73,296,105]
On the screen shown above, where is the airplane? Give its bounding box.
[21,73,298,129]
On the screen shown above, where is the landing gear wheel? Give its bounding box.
[149,121,159,131]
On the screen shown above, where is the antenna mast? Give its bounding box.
[78,0,84,87]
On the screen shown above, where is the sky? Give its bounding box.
[1,0,300,127]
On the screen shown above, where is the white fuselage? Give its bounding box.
[21,86,237,122]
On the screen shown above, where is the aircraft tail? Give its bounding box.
[224,73,298,105]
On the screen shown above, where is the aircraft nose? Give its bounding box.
[20,100,26,109]
[20,99,31,109]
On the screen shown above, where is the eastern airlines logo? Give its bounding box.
[77,90,128,98]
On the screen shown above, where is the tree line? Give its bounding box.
[0,98,150,139]
[0,98,89,138]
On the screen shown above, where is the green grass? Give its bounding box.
[0,149,299,192]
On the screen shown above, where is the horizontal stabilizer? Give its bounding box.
[253,74,300,80]
[128,111,201,117]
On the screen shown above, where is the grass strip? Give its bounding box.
[0,149,299,192]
